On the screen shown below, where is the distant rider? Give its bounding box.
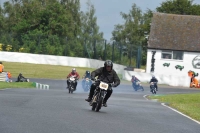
[82,70,92,89]
[16,73,26,82]
[131,75,140,91]
[149,76,158,91]
[67,68,80,90]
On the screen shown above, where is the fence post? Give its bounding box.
[138,45,142,68]
[84,39,86,57]
[38,35,41,54]
[93,40,96,59]
[129,44,133,66]
[120,42,122,64]
[104,40,107,60]
[112,41,114,62]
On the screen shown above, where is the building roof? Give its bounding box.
[148,12,200,52]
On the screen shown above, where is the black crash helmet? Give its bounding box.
[104,60,113,69]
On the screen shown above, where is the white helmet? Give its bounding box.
[72,68,76,72]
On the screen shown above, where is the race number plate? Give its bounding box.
[99,82,109,90]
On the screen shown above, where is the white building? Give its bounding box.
[143,13,200,87]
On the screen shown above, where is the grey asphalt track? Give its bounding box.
[0,78,200,133]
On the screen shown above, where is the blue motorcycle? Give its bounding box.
[132,81,144,91]
[82,78,92,92]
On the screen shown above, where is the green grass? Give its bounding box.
[0,82,35,89]
[2,61,127,80]
[149,93,200,121]
[3,61,96,79]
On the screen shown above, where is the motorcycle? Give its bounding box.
[68,76,77,94]
[16,78,30,82]
[23,78,29,82]
[83,78,92,92]
[89,80,109,112]
[150,82,157,94]
[132,81,144,91]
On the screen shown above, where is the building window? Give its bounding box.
[161,50,183,60]
[161,50,172,59]
[173,51,183,60]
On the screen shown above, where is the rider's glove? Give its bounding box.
[109,83,114,87]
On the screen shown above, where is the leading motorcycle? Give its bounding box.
[89,80,110,112]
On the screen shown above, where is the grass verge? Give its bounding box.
[0,82,35,89]
[3,61,96,79]
[3,61,126,80]
[149,93,200,121]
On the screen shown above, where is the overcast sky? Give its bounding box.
[1,0,200,40]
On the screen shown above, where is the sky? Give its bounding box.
[1,0,200,40]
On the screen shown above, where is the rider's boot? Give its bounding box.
[102,100,108,107]
[85,97,92,102]
[85,92,92,102]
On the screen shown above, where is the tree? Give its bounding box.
[112,3,145,67]
[80,0,104,59]
[140,9,153,65]
[0,6,4,31]
[1,0,84,55]
[156,0,200,15]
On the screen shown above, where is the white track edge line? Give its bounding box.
[161,103,200,125]
[143,95,200,124]
[143,94,200,125]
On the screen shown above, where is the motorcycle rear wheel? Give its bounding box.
[152,88,156,94]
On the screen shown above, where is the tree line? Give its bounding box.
[0,0,200,67]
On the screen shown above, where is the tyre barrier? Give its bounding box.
[33,82,50,90]
[0,72,6,82]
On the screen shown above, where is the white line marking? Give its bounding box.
[143,95,200,124]
[161,103,200,125]
[0,88,12,91]
[143,95,149,100]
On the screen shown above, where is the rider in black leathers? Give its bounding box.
[149,76,158,91]
[85,60,120,107]
[16,73,26,82]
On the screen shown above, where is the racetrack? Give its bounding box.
[0,79,200,133]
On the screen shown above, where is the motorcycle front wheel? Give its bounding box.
[140,86,144,91]
[95,97,103,112]
[91,96,97,111]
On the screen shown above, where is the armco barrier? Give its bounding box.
[33,82,50,90]
[0,72,6,82]
[0,51,126,74]
[123,70,191,87]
